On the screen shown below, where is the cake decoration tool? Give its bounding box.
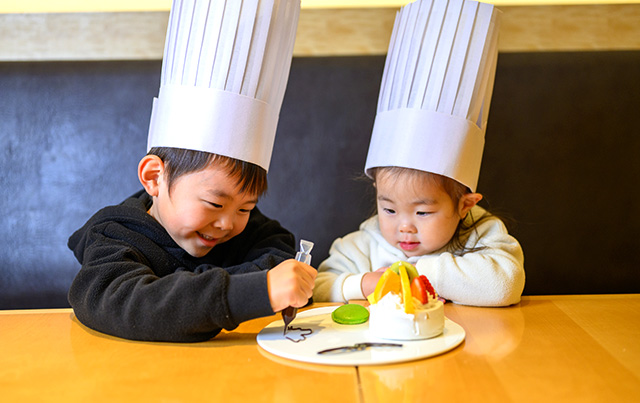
[282,239,314,336]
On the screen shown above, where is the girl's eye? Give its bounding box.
[207,201,222,208]
[239,208,253,214]
[416,211,432,217]
[383,208,396,215]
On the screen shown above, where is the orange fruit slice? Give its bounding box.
[367,269,401,304]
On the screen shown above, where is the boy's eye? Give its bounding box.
[239,208,253,214]
[416,211,432,216]
[383,208,396,215]
[206,201,223,208]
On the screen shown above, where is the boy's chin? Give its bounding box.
[178,235,234,258]
[180,243,214,258]
[188,249,211,258]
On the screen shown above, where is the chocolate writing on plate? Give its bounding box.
[285,326,313,343]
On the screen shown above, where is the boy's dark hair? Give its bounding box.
[148,147,268,197]
[370,166,491,256]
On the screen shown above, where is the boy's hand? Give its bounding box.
[360,267,388,298]
[267,259,317,313]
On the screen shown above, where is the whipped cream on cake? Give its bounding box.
[367,262,444,340]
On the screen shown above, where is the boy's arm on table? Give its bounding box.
[69,215,296,343]
[69,238,250,342]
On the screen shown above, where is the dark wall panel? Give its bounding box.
[481,51,640,295]
[1,52,638,308]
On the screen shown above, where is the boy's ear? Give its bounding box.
[458,193,483,219]
[138,155,165,197]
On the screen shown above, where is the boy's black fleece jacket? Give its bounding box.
[68,190,296,342]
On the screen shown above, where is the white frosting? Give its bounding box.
[369,293,444,340]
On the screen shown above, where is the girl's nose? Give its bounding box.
[399,221,417,233]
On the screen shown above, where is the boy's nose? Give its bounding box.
[214,216,233,231]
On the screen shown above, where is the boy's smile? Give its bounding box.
[197,232,220,248]
[147,163,258,258]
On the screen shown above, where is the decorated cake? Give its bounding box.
[367,261,444,340]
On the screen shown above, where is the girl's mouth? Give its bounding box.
[399,241,419,251]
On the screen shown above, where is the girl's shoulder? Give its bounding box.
[359,215,392,245]
[359,215,380,232]
[461,205,513,245]
[468,205,506,227]
[329,215,386,253]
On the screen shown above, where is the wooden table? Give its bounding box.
[1,295,638,402]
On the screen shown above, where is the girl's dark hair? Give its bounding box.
[369,166,491,256]
[148,147,268,197]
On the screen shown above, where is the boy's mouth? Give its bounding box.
[197,232,219,247]
[399,241,420,251]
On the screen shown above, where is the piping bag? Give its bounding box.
[282,239,314,335]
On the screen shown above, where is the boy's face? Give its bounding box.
[375,172,462,257]
[148,163,258,258]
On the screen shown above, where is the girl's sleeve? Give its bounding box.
[314,230,374,302]
[415,217,525,307]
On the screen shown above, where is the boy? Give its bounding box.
[68,0,315,342]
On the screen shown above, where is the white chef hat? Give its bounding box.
[147,0,301,172]
[364,0,500,192]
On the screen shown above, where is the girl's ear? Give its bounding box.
[138,155,165,197]
[458,192,483,219]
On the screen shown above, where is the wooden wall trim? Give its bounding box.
[1,4,639,61]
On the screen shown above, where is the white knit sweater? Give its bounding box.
[314,206,525,307]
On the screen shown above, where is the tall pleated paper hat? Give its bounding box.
[364,0,500,192]
[147,0,301,172]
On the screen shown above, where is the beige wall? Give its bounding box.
[1,4,640,61]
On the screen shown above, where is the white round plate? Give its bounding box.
[257,306,465,366]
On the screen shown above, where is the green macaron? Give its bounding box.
[331,304,370,325]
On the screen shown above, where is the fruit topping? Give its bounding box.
[398,264,414,314]
[367,269,401,305]
[410,275,436,304]
[368,261,437,311]
[389,261,419,281]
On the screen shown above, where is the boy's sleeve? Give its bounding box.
[222,211,296,325]
[415,217,525,307]
[69,231,244,342]
[314,230,373,303]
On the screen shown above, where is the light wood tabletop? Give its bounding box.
[359,294,640,402]
[1,295,638,402]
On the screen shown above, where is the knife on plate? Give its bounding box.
[317,342,403,355]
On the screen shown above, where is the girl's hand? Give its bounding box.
[360,267,388,298]
[267,259,317,312]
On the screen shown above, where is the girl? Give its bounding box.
[314,166,524,306]
[314,0,525,307]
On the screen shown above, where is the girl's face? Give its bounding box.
[148,164,258,258]
[375,171,465,257]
